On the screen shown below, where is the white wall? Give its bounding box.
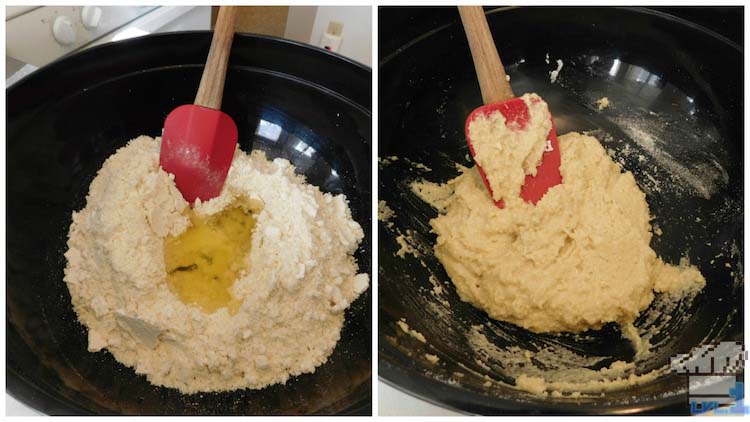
[284,6,317,46]
[285,6,371,67]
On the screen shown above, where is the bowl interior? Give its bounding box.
[378,7,742,415]
[7,33,371,415]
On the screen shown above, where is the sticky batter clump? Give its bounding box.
[421,94,705,339]
[469,93,551,202]
[64,136,368,393]
[596,96,610,111]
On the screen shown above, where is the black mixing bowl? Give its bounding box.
[7,32,371,415]
[378,7,743,415]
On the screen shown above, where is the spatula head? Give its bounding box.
[160,104,238,203]
[465,97,562,208]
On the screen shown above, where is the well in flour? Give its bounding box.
[164,199,261,314]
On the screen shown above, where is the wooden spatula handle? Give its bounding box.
[458,6,514,104]
[194,6,239,110]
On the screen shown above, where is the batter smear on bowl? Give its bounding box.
[64,136,369,393]
[413,94,705,382]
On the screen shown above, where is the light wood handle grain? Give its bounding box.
[194,6,239,110]
[458,6,514,104]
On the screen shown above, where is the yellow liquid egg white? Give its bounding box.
[164,204,256,314]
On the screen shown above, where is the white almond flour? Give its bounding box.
[64,135,369,393]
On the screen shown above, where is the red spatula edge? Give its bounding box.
[465,99,562,208]
[161,104,238,203]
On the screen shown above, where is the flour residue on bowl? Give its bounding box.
[595,97,610,111]
[610,113,728,199]
[378,155,400,166]
[467,325,665,396]
[398,318,427,343]
[378,200,395,229]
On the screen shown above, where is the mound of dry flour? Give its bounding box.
[64,136,368,393]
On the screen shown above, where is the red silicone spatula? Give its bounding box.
[458,6,561,208]
[160,6,239,203]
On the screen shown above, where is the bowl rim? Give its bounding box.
[7,30,371,96]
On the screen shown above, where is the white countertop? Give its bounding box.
[6,394,43,416]
[378,380,464,416]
